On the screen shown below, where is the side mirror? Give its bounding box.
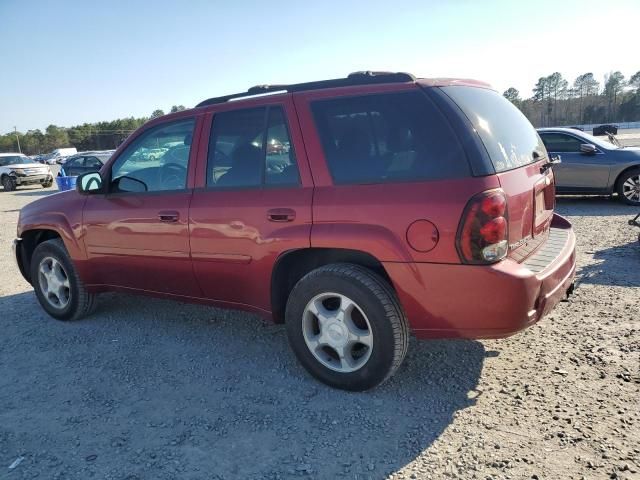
[580,143,597,155]
[77,172,103,194]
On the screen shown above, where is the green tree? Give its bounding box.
[150,109,165,119]
[170,105,186,113]
[546,72,568,125]
[532,77,550,126]
[573,73,600,123]
[43,125,70,152]
[629,71,640,91]
[503,87,521,104]
[604,71,625,120]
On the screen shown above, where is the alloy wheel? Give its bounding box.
[622,174,640,202]
[301,292,373,373]
[38,256,71,309]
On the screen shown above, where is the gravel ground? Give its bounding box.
[0,185,638,480]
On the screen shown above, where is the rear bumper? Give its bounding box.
[384,213,576,339]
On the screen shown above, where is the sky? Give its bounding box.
[1,0,639,133]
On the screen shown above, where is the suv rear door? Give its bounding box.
[294,84,492,265]
[189,96,313,314]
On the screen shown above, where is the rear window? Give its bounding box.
[311,91,468,184]
[441,86,544,173]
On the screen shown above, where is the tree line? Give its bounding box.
[504,70,640,127]
[4,72,640,157]
[0,105,186,156]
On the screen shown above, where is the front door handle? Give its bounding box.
[158,211,179,223]
[267,208,296,222]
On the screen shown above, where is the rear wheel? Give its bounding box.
[42,179,53,188]
[2,176,16,191]
[617,169,640,206]
[30,239,95,321]
[285,263,409,391]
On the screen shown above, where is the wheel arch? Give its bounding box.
[17,229,64,284]
[613,164,640,192]
[270,248,394,324]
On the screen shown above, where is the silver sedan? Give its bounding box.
[538,127,640,205]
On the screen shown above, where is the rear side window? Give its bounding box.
[207,106,299,188]
[311,91,468,184]
[441,86,545,173]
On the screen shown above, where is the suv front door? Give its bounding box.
[189,98,313,315]
[82,116,203,296]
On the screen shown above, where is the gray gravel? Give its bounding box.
[1,185,639,479]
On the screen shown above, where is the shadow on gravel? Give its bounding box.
[0,291,486,479]
[555,195,635,217]
[577,239,640,287]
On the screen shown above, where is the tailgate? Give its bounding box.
[497,162,556,262]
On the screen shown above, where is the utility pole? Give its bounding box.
[14,126,21,153]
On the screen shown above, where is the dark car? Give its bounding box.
[14,72,576,391]
[61,153,111,177]
[593,124,618,136]
[538,127,640,205]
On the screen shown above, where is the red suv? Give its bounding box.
[14,72,576,391]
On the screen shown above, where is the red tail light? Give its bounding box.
[456,189,509,264]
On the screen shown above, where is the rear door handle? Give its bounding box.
[267,208,296,222]
[158,211,179,223]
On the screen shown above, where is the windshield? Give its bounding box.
[441,86,545,173]
[0,156,36,165]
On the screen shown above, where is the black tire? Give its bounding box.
[42,179,53,188]
[285,263,409,391]
[2,175,16,191]
[616,168,640,206]
[30,239,96,321]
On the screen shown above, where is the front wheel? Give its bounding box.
[2,176,16,191]
[617,168,640,206]
[30,239,96,321]
[42,179,53,188]
[285,263,409,391]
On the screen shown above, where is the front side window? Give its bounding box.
[540,133,584,153]
[65,157,83,168]
[110,118,195,193]
[311,91,467,184]
[84,156,103,169]
[206,106,299,188]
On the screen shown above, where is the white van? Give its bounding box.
[42,147,78,164]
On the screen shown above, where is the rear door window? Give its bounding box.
[206,106,300,188]
[539,133,583,153]
[311,91,468,184]
[441,86,545,173]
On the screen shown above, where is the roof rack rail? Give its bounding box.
[196,71,415,107]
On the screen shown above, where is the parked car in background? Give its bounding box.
[538,127,640,205]
[60,152,112,177]
[39,147,78,165]
[0,153,53,191]
[593,124,618,136]
[14,72,576,391]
